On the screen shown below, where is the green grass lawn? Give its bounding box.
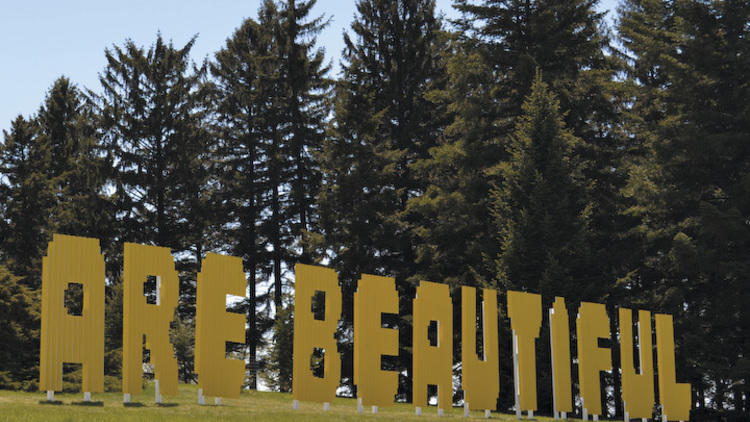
[0,383,590,421]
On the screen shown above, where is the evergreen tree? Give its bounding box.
[619,0,750,416]
[316,0,446,398]
[37,77,114,245]
[210,0,330,388]
[0,116,54,288]
[210,5,279,389]
[0,265,39,390]
[494,75,592,298]
[94,34,211,380]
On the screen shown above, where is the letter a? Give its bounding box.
[40,234,105,398]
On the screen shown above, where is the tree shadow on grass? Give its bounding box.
[71,401,104,406]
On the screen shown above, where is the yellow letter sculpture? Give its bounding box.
[292,264,342,408]
[549,297,572,419]
[195,253,245,403]
[122,242,180,402]
[576,302,612,419]
[461,286,499,414]
[354,274,399,412]
[655,314,691,421]
[413,281,453,415]
[40,234,105,400]
[507,290,542,418]
[620,308,655,419]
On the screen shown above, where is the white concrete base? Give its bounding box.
[528,410,534,418]
[323,402,330,411]
[438,408,444,417]
[583,408,588,420]
[198,388,205,405]
[554,411,559,420]
[292,399,299,410]
[625,411,630,422]
[372,405,378,414]
[594,415,599,421]
[123,393,131,404]
[357,398,363,413]
[561,412,567,419]
[155,380,162,404]
[485,409,491,418]
[83,392,91,402]
[215,397,221,405]
[464,403,470,417]
[516,407,522,419]
[46,390,54,402]
[416,406,422,416]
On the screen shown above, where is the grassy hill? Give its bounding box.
[0,383,591,421]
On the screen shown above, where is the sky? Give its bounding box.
[0,0,617,136]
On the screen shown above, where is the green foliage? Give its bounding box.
[0,266,39,390]
[260,299,294,392]
[493,75,593,298]
[1,0,749,417]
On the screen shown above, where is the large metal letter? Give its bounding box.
[40,234,105,400]
[620,308,655,420]
[655,314,691,421]
[576,302,612,420]
[507,290,542,418]
[549,297,572,419]
[122,242,179,402]
[195,253,245,402]
[292,264,342,407]
[354,274,399,411]
[461,286,499,414]
[413,281,453,415]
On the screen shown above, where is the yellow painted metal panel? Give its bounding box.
[292,264,342,403]
[507,290,541,412]
[461,286,499,410]
[620,308,655,419]
[655,313,691,421]
[413,280,453,410]
[576,301,612,417]
[39,234,105,393]
[195,253,245,399]
[549,297,572,414]
[122,242,180,397]
[354,273,399,407]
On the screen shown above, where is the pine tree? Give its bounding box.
[279,0,331,264]
[210,6,279,389]
[94,34,211,380]
[0,116,54,288]
[494,75,592,299]
[0,265,39,390]
[316,0,446,398]
[37,77,114,244]
[210,0,330,388]
[619,0,750,415]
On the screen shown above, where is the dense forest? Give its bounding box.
[1,0,748,420]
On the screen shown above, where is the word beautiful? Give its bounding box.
[38,234,691,421]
